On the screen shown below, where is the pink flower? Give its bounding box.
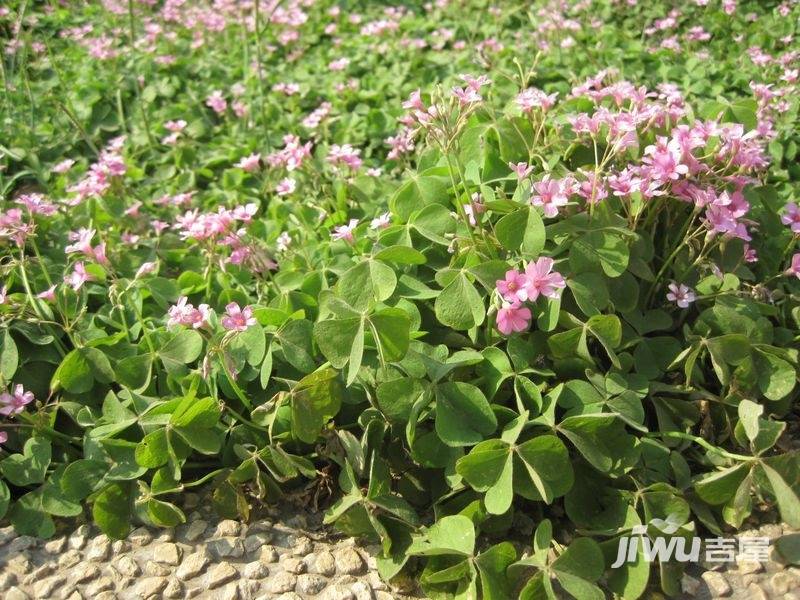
[781,203,800,234]
[276,232,291,252]
[743,244,758,263]
[666,283,697,308]
[167,297,211,329]
[135,261,158,279]
[509,162,533,179]
[37,285,57,302]
[221,302,256,332]
[0,384,34,416]
[786,253,800,279]
[276,178,296,196]
[206,90,227,115]
[370,212,391,229]
[496,301,532,335]
[0,285,7,304]
[496,269,530,302]
[236,153,261,172]
[0,430,6,445]
[332,219,359,243]
[65,262,92,291]
[524,257,566,300]
[531,175,571,218]
[53,159,75,174]
[643,137,689,182]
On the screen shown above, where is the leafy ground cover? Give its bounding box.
[1,0,800,597]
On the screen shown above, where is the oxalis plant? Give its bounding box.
[1,0,800,598]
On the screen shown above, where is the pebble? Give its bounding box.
[320,584,355,600]
[292,536,314,556]
[153,542,182,565]
[245,532,272,553]
[9,536,37,553]
[95,593,116,600]
[85,576,114,595]
[128,527,153,547]
[207,562,238,589]
[115,555,141,577]
[43,537,67,554]
[67,526,90,550]
[0,572,17,590]
[32,575,63,599]
[772,571,796,594]
[183,520,207,542]
[296,574,328,595]
[69,563,100,584]
[737,559,764,574]
[259,545,279,564]
[748,583,769,600]
[282,556,307,574]
[351,581,375,600]
[218,582,240,600]
[243,561,269,580]
[266,572,298,594]
[112,540,130,554]
[163,578,183,598]
[273,594,303,600]
[335,547,365,575]
[6,588,28,600]
[86,535,111,561]
[208,536,245,559]
[312,551,337,576]
[144,560,171,577]
[177,551,210,581]
[702,571,732,597]
[215,520,241,538]
[136,576,167,599]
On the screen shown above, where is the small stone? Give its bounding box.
[312,551,336,576]
[208,537,245,559]
[112,540,130,554]
[702,571,732,597]
[747,583,769,600]
[43,536,67,554]
[259,545,279,564]
[320,585,355,600]
[218,583,239,600]
[681,574,701,595]
[292,536,314,556]
[296,574,328,595]
[368,572,388,591]
[86,535,111,561]
[116,555,141,577]
[7,556,30,575]
[0,573,17,590]
[63,593,81,600]
[68,525,90,550]
[771,572,796,595]
[215,520,241,538]
[240,580,261,598]
[183,520,207,542]
[136,576,168,599]
[153,542,182,565]
[207,562,238,589]
[86,576,114,595]
[737,559,764,574]
[282,556,306,574]
[0,526,16,545]
[95,593,116,600]
[129,527,153,547]
[266,572,297,594]
[177,551,210,581]
[184,493,200,509]
[273,594,303,600]
[375,592,395,600]
[335,547,365,575]
[30,564,55,581]
[163,578,183,599]
[352,581,375,600]
[70,563,100,584]
[145,561,171,577]
[155,528,175,543]
[245,532,272,553]
[32,576,64,599]
[9,536,37,553]
[243,561,269,580]
[6,587,29,600]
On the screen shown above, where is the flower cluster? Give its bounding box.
[495,258,566,335]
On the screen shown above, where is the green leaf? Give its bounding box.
[475,542,517,600]
[376,377,425,424]
[9,490,55,538]
[61,459,107,500]
[754,349,796,401]
[93,482,132,539]
[551,538,605,600]
[314,317,362,370]
[337,259,397,311]
[159,329,203,372]
[0,437,52,486]
[276,319,315,373]
[761,461,800,528]
[115,353,152,390]
[52,348,113,393]
[435,382,497,446]
[290,368,344,443]
[457,439,513,514]
[135,428,170,468]
[694,463,751,505]
[374,245,427,265]
[434,273,485,331]
[569,231,630,277]
[495,207,545,255]
[0,330,18,381]
[411,514,476,556]
[515,435,574,503]
[370,308,411,363]
[559,414,638,477]
[0,480,9,519]
[775,533,800,565]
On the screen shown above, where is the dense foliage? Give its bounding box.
[2,0,800,597]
